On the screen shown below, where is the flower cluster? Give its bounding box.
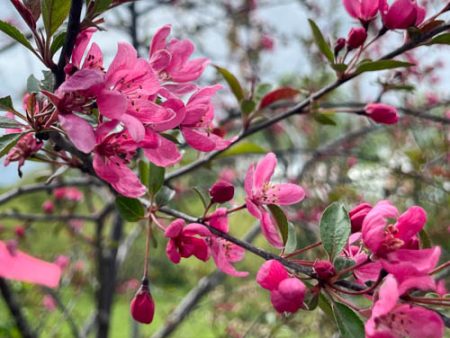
[4,25,230,198]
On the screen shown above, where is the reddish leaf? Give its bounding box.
[259,87,299,110]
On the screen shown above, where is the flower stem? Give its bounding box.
[283,241,322,259]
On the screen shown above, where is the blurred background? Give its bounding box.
[0,0,449,337]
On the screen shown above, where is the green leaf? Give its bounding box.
[314,113,337,126]
[50,31,66,55]
[419,229,432,249]
[0,96,15,112]
[192,187,208,209]
[332,302,365,338]
[356,60,413,74]
[334,256,355,277]
[318,293,334,318]
[0,117,23,129]
[93,0,113,14]
[254,83,272,101]
[155,186,175,206]
[0,20,34,52]
[41,0,71,37]
[429,33,450,45]
[284,222,298,254]
[115,196,145,222]
[319,202,351,261]
[214,65,244,103]
[41,70,55,91]
[308,19,334,63]
[217,141,267,159]
[148,163,165,197]
[138,160,149,187]
[331,63,348,72]
[240,99,256,115]
[0,133,23,157]
[267,205,288,245]
[27,75,40,94]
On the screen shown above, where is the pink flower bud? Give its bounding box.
[15,226,26,239]
[347,27,367,49]
[270,278,306,313]
[42,200,55,214]
[349,203,372,232]
[130,281,155,324]
[54,255,70,270]
[260,34,275,51]
[42,295,57,312]
[334,38,346,55]
[256,260,289,291]
[313,260,336,280]
[342,0,380,24]
[380,0,426,30]
[209,181,235,203]
[364,103,399,124]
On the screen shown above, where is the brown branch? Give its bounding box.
[0,278,36,338]
[164,22,450,183]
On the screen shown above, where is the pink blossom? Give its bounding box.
[207,209,248,277]
[260,34,275,51]
[349,202,372,232]
[149,25,209,84]
[92,123,146,197]
[342,0,380,23]
[54,255,70,270]
[164,219,211,264]
[4,133,42,175]
[0,241,61,288]
[366,275,444,338]
[245,153,305,248]
[365,103,399,124]
[313,260,336,280]
[362,201,441,286]
[379,0,426,30]
[179,85,232,152]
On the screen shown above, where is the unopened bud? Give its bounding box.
[364,103,399,125]
[130,279,155,324]
[313,260,336,280]
[209,181,235,203]
[42,200,55,214]
[15,226,26,239]
[347,27,367,50]
[334,38,346,56]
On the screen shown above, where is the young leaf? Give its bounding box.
[254,83,272,101]
[93,0,113,14]
[332,302,365,338]
[155,186,175,206]
[267,204,288,245]
[0,20,34,52]
[115,196,145,222]
[0,96,15,112]
[356,60,413,74]
[314,113,337,126]
[27,74,40,93]
[0,117,23,129]
[0,133,23,157]
[284,222,298,254]
[241,99,256,115]
[214,65,244,103]
[319,202,351,261]
[50,31,66,55]
[429,33,450,45]
[138,160,150,187]
[308,19,334,63]
[41,0,71,37]
[148,163,165,197]
[259,87,299,110]
[217,141,267,159]
[192,187,208,209]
